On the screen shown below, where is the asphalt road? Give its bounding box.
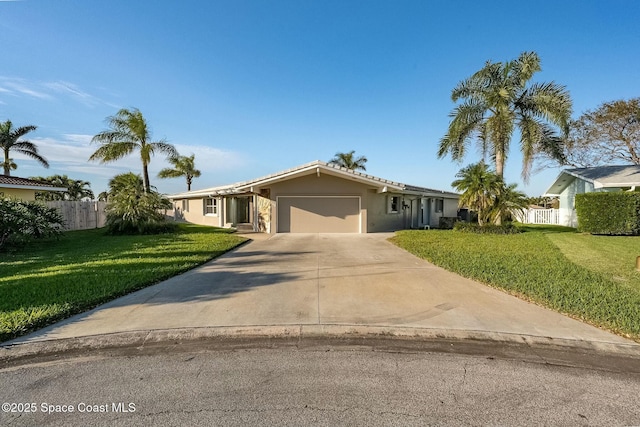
[2,343,639,426]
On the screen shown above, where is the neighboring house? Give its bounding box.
[168,160,459,234]
[0,175,66,201]
[544,165,640,227]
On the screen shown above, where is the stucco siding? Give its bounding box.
[0,188,37,201]
[367,192,404,232]
[268,173,369,233]
[172,198,223,227]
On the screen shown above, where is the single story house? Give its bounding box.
[168,160,460,234]
[544,165,640,227]
[0,175,66,201]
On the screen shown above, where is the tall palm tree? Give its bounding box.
[329,150,368,171]
[89,108,178,193]
[158,154,201,191]
[439,51,572,181]
[0,120,49,176]
[451,162,501,225]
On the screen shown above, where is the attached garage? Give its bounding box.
[277,196,361,233]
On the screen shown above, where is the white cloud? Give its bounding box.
[0,78,51,99]
[172,143,246,173]
[44,81,105,107]
[0,77,116,107]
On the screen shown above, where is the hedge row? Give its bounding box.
[575,192,640,235]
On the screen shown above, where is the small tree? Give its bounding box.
[329,151,368,171]
[486,183,528,225]
[158,154,201,191]
[452,162,501,225]
[452,162,527,225]
[104,172,174,234]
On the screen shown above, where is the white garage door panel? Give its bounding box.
[278,197,360,233]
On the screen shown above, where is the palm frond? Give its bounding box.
[88,141,138,162]
[439,100,486,160]
[518,82,572,133]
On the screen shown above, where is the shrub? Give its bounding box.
[0,198,64,250]
[105,190,176,235]
[438,217,459,229]
[103,172,177,235]
[453,221,522,234]
[576,192,640,235]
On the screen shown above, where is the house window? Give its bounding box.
[435,199,444,213]
[181,199,189,212]
[204,198,218,215]
[388,196,400,214]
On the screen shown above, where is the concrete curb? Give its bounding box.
[2,325,640,371]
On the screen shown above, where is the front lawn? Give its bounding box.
[391,225,640,341]
[0,224,247,342]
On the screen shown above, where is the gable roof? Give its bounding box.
[544,165,640,195]
[169,160,458,199]
[0,175,67,192]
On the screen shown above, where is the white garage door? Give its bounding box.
[277,196,361,233]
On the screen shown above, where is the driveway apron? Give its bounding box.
[12,233,632,344]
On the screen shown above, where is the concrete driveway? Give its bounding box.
[9,233,633,345]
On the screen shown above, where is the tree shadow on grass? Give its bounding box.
[517,224,577,233]
[0,257,308,342]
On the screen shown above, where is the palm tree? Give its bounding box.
[0,120,49,176]
[89,108,178,193]
[158,154,201,191]
[66,178,94,200]
[31,174,94,201]
[104,172,171,234]
[451,162,501,225]
[107,172,145,197]
[3,158,17,175]
[438,51,572,181]
[486,182,528,225]
[329,150,368,171]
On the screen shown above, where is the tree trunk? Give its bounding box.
[3,149,10,176]
[495,150,505,179]
[142,164,150,193]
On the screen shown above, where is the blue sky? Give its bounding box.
[1,0,639,196]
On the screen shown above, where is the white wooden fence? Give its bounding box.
[514,208,560,225]
[46,201,107,231]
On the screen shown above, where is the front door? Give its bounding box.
[226,196,252,225]
[236,197,250,223]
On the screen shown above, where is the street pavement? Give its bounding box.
[2,346,639,426]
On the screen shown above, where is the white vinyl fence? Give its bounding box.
[514,208,560,225]
[46,201,107,231]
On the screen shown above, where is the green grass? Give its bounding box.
[390,225,640,341]
[0,224,247,342]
